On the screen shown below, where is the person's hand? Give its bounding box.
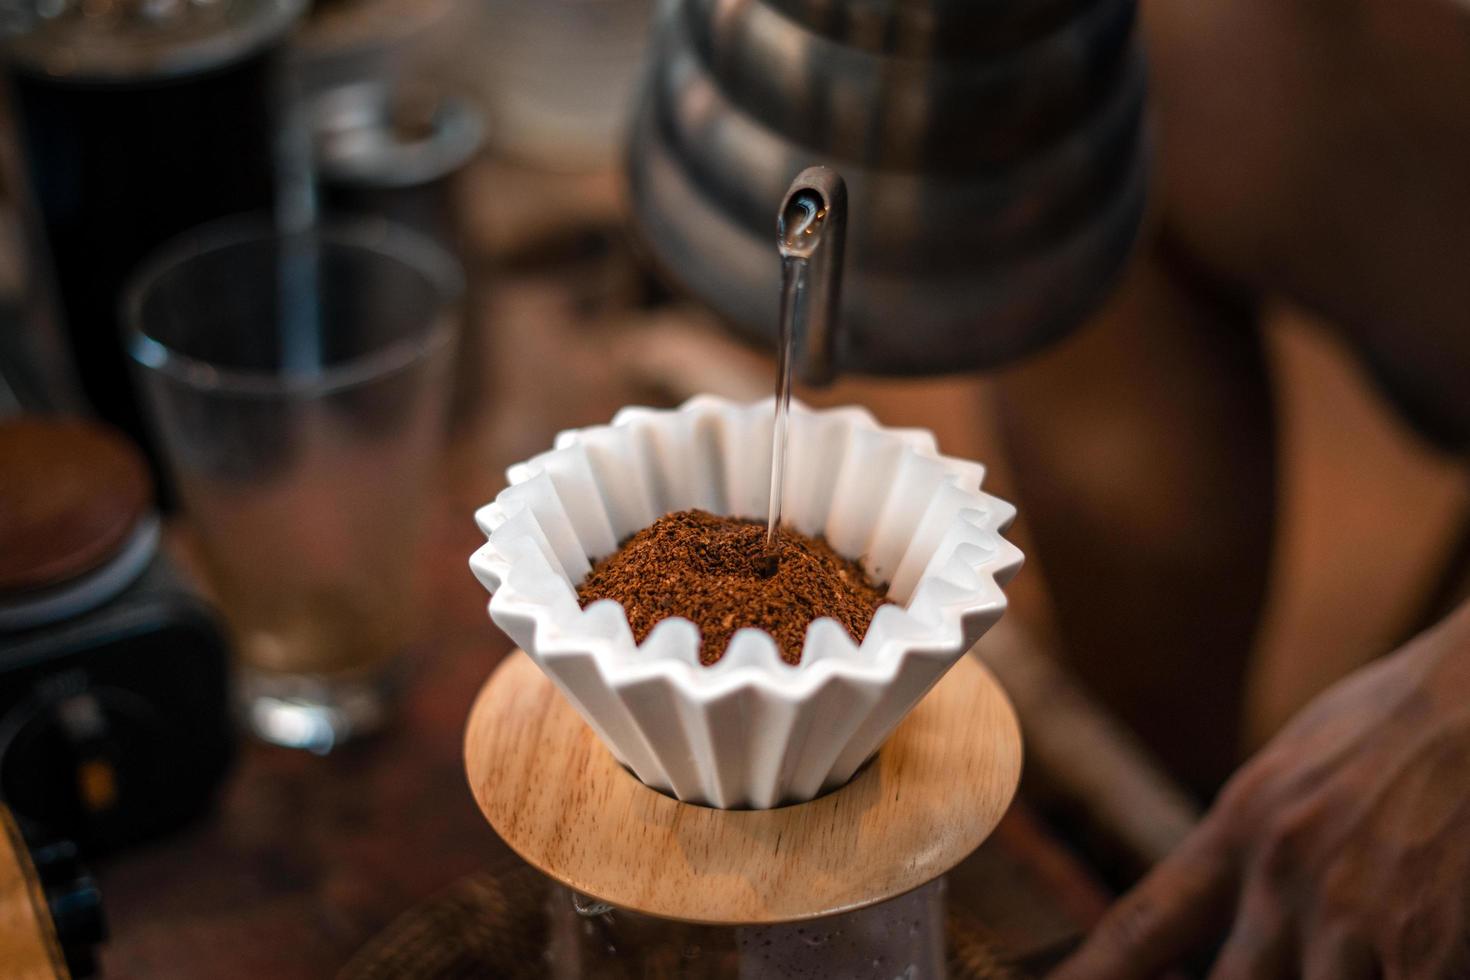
[1051,604,1470,979]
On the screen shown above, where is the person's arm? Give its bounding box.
[1033,0,1470,971]
[994,246,1275,797]
[1143,0,1470,449]
[1051,598,1470,979]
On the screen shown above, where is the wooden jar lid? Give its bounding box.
[464,650,1023,926]
[0,418,153,596]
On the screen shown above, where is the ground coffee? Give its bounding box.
[577,509,888,665]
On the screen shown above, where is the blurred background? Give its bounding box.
[0,0,1466,975]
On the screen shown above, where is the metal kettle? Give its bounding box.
[626,0,1148,378]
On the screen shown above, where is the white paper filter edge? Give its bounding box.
[468,396,1022,809]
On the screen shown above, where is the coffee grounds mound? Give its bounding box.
[577,509,888,666]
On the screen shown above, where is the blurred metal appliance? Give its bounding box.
[311,78,484,244]
[627,0,1149,378]
[292,0,462,100]
[0,0,308,490]
[310,77,486,426]
[0,418,234,855]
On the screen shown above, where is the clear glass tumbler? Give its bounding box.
[125,217,461,753]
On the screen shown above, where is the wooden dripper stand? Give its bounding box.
[463,649,1021,979]
[464,169,1024,977]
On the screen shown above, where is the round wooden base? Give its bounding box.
[464,651,1022,925]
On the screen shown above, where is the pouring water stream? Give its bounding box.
[765,169,846,569]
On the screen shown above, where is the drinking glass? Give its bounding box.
[125,217,461,753]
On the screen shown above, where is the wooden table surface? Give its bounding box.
[93,219,1113,979]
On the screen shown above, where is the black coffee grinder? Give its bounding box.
[0,417,234,856]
